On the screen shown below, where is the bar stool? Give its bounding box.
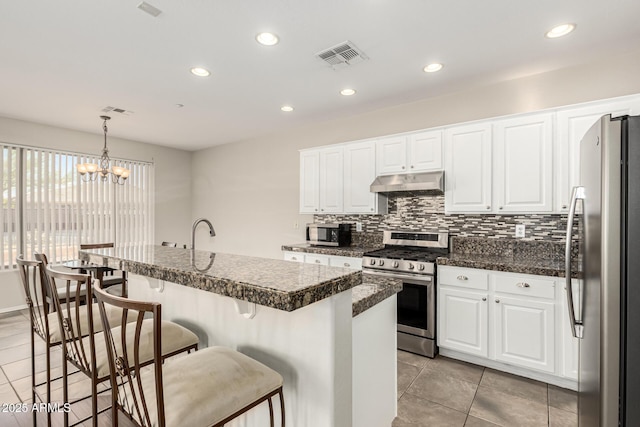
[33,252,87,312]
[45,266,200,426]
[93,285,285,427]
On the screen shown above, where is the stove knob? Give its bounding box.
[392,261,399,268]
[378,259,385,266]
[418,264,425,271]
[369,259,376,266]
[408,263,415,270]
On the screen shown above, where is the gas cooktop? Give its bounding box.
[364,246,449,263]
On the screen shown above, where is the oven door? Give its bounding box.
[396,275,435,339]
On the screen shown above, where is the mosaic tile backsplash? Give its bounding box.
[315,194,570,242]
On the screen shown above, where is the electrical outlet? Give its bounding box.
[355,222,363,232]
[293,221,299,230]
[515,224,526,238]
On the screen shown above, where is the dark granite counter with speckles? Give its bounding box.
[352,274,402,317]
[282,243,383,258]
[437,237,580,278]
[79,245,362,312]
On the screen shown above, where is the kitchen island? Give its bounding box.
[79,245,398,427]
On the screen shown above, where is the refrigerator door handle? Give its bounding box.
[565,186,585,339]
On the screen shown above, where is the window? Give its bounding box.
[0,144,154,269]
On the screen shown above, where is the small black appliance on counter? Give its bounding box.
[306,223,352,247]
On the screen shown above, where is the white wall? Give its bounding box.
[0,116,192,311]
[192,48,640,259]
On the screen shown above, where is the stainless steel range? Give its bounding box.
[363,230,448,358]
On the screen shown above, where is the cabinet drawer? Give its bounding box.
[306,254,330,266]
[283,252,304,263]
[493,274,555,299]
[329,255,362,270]
[438,267,489,290]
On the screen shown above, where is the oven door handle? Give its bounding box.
[363,269,433,283]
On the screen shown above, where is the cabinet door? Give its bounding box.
[438,287,488,357]
[556,101,631,213]
[376,136,407,175]
[444,123,492,213]
[494,113,553,213]
[319,147,344,213]
[300,150,320,213]
[344,141,378,214]
[494,295,555,373]
[408,130,442,172]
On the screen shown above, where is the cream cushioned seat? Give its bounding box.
[47,303,137,344]
[123,346,284,427]
[90,319,199,378]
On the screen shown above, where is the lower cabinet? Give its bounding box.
[438,266,574,384]
[282,251,362,270]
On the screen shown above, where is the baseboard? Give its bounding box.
[0,304,27,314]
[439,348,579,391]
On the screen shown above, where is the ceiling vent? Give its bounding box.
[137,2,162,17]
[315,41,369,70]
[101,106,133,116]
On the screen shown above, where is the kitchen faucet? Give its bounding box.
[191,218,216,250]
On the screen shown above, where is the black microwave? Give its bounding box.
[306,223,352,247]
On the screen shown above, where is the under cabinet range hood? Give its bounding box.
[369,171,444,195]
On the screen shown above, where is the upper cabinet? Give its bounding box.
[444,123,492,213]
[494,113,553,213]
[376,130,443,175]
[344,141,385,214]
[300,147,343,214]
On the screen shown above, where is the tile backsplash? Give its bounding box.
[315,194,569,242]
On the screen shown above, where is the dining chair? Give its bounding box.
[93,285,285,427]
[161,241,178,247]
[80,243,127,297]
[45,266,200,426]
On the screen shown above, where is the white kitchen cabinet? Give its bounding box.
[344,141,387,214]
[444,123,492,213]
[493,295,555,373]
[283,252,305,263]
[305,254,330,266]
[493,113,554,213]
[438,287,489,357]
[282,251,361,270]
[555,100,633,213]
[329,255,363,270]
[376,130,443,175]
[299,147,343,214]
[438,266,566,379]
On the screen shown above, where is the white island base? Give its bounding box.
[128,274,397,427]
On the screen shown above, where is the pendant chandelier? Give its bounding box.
[76,115,130,185]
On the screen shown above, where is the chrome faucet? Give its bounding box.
[191,218,216,250]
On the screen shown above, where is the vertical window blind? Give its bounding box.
[1,144,154,268]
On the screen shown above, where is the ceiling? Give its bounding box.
[1,1,640,151]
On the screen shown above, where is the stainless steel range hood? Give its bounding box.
[369,171,444,195]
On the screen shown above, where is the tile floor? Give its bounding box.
[394,350,578,427]
[0,309,578,426]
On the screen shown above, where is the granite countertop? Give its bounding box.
[282,243,383,258]
[352,273,403,317]
[435,254,576,277]
[79,245,362,312]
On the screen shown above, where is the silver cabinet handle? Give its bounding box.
[516,282,530,288]
[315,259,321,264]
[315,209,318,212]
[344,263,350,267]
[495,299,500,303]
[291,257,297,261]
[410,165,414,169]
[562,205,568,209]
[486,206,490,210]
[401,166,406,169]
[370,208,374,211]
[566,186,585,339]
[482,297,487,301]
[321,209,324,212]
[456,275,468,281]
[499,206,503,210]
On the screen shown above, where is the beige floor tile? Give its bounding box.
[464,415,501,426]
[0,329,32,350]
[406,368,478,413]
[0,368,8,385]
[549,406,578,427]
[548,385,578,413]
[2,350,63,382]
[394,393,467,427]
[0,381,20,404]
[0,340,50,366]
[398,361,421,398]
[397,350,431,369]
[0,323,30,340]
[12,403,81,427]
[470,385,548,427]
[0,412,18,426]
[480,368,548,405]
[427,356,485,384]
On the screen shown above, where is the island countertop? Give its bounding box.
[79,245,362,312]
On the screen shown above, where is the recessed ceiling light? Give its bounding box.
[190,67,210,77]
[423,63,443,73]
[281,105,294,112]
[545,23,576,38]
[340,88,356,96]
[256,32,279,46]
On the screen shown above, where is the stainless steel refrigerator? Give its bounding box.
[565,114,640,426]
